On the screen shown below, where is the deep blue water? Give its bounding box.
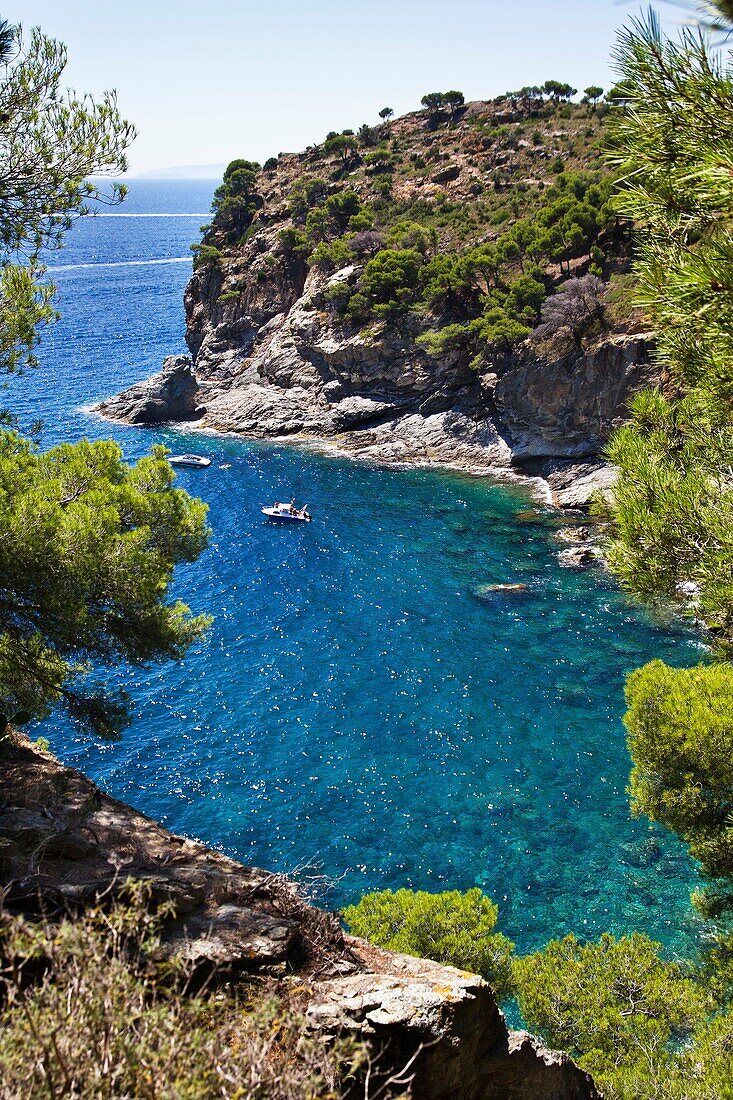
[11,180,705,955]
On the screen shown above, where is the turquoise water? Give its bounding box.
[13,182,704,954]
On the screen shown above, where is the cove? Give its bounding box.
[18,181,703,957]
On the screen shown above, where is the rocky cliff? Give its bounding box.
[0,734,597,1099]
[96,95,657,506]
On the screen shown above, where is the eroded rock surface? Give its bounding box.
[96,257,654,504]
[0,736,598,1099]
[96,354,202,426]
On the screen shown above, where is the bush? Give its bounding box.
[0,895,366,1099]
[624,659,733,917]
[309,236,354,272]
[278,227,311,262]
[417,323,471,358]
[347,248,423,320]
[343,887,515,1000]
[190,243,222,271]
[514,932,707,1099]
[209,159,262,243]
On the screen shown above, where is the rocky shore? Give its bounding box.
[1,734,598,1099]
[94,95,660,508]
[95,260,656,508]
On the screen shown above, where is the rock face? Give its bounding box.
[310,940,597,1099]
[95,253,656,504]
[493,333,657,460]
[96,354,201,425]
[0,735,598,1100]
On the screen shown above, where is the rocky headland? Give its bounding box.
[96,95,658,508]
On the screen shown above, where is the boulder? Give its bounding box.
[95,355,201,425]
[474,583,530,599]
[554,526,594,544]
[557,546,599,569]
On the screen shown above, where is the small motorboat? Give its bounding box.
[168,454,211,468]
[262,501,312,523]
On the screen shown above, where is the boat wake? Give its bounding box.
[47,257,192,272]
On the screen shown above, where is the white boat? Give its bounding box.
[168,454,211,468]
[262,501,311,523]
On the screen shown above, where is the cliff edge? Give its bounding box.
[1,734,597,1099]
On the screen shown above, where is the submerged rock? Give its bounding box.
[557,546,600,569]
[554,526,594,544]
[473,582,531,599]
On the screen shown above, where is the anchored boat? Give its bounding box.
[168,454,211,468]
[262,501,311,523]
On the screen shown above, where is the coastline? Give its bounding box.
[90,405,613,510]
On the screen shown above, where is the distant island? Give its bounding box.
[134,163,227,179]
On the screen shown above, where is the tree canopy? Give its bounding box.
[343,887,515,1000]
[602,6,733,900]
[0,438,210,737]
[515,933,708,1099]
[206,159,262,245]
[0,20,210,738]
[624,660,733,917]
[0,20,134,379]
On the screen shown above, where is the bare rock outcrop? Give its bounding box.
[96,354,202,426]
[494,333,656,460]
[0,735,598,1099]
[95,255,655,502]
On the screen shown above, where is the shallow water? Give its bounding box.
[13,181,704,954]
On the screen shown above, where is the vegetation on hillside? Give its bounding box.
[0,893,372,1100]
[193,85,637,374]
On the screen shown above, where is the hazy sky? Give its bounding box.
[12,1,682,175]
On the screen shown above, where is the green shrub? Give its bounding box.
[624,659,733,917]
[309,236,354,271]
[343,887,515,1000]
[209,159,262,243]
[347,248,423,319]
[417,323,471,357]
[278,227,311,262]
[190,243,222,271]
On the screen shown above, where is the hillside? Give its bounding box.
[99,91,655,506]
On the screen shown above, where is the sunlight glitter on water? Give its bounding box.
[22,180,705,956]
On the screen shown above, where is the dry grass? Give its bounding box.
[0,891,378,1100]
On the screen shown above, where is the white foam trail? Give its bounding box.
[47,256,192,272]
[92,212,211,218]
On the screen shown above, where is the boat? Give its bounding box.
[168,454,211,468]
[262,501,312,523]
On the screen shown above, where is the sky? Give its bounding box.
[11,0,684,176]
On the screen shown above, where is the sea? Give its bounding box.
[8,179,706,956]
